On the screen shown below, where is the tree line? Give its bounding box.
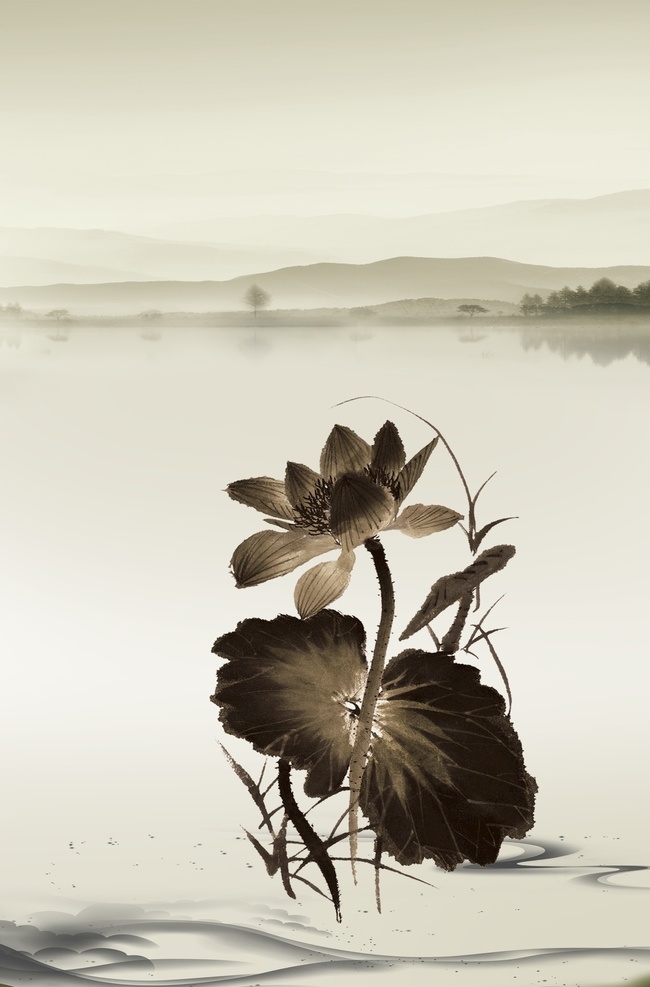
[521,278,650,315]
[0,302,23,319]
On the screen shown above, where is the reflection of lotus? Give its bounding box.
[227,421,462,617]
[212,608,537,870]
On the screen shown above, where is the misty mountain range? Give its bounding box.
[0,227,322,286]
[2,256,650,316]
[1,190,649,315]
[143,189,650,269]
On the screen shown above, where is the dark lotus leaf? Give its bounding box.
[360,649,536,868]
[211,610,367,798]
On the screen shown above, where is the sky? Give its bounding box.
[2,0,650,227]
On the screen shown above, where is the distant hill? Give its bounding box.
[2,255,650,316]
[4,190,650,289]
[368,296,519,317]
[144,190,650,268]
[0,227,324,285]
[0,255,154,285]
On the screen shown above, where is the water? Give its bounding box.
[1,322,649,986]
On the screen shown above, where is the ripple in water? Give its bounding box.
[1,839,648,986]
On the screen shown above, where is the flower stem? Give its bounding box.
[440,591,474,654]
[347,536,395,879]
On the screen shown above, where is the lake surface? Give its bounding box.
[1,322,649,987]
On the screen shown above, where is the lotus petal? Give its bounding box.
[212,610,367,797]
[371,420,406,477]
[360,649,537,868]
[329,473,396,551]
[320,424,372,480]
[294,552,355,619]
[230,529,335,587]
[285,461,321,508]
[390,503,463,538]
[396,437,439,504]
[227,476,295,520]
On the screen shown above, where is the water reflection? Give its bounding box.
[517,322,650,366]
[1,321,649,987]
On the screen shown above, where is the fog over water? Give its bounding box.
[1,322,649,986]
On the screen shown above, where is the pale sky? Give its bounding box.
[2,0,650,225]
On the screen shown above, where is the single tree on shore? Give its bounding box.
[458,304,488,317]
[244,284,271,318]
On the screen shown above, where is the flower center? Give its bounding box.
[293,477,333,535]
[364,464,401,499]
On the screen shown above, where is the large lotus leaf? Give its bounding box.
[360,648,536,868]
[212,610,367,798]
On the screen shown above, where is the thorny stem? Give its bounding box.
[374,835,383,914]
[335,397,516,697]
[347,536,395,880]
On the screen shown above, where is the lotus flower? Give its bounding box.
[227,421,462,618]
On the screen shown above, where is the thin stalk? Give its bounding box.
[220,744,276,836]
[329,856,437,889]
[463,594,505,651]
[440,591,474,654]
[374,836,383,914]
[291,872,332,901]
[478,632,513,715]
[277,758,342,922]
[347,536,395,879]
[277,815,295,900]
